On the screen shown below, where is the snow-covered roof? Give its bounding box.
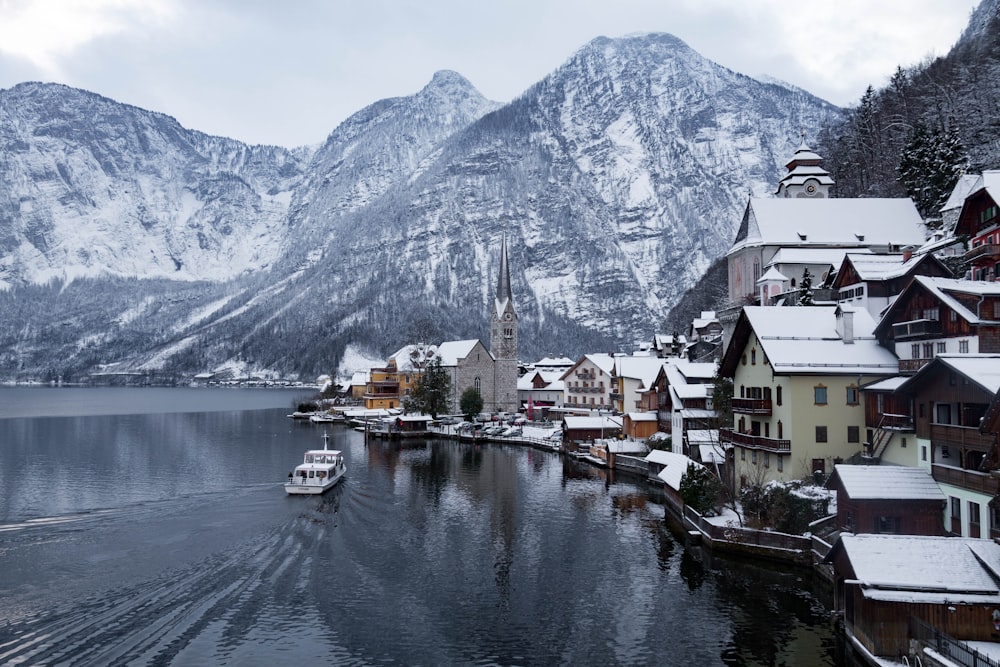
[350,370,370,386]
[564,416,621,430]
[626,412,658,422]
[839,252,927,282]
[730,198,925,253]
[615,356,665,388]
[834,534,1000,604]
[769,247,866,268]
[898,354,1000,396]
[673,360,717,381]
[680,408,717,419]
[972,171,1000,209]
[645,450,702,491]
[831,464,943,501]
[692,312,719,330]
[862,376,907,392]
[518,369,564,391]
[687,429,718,445]
[534,356,574,369]
[941,173,983,212]
[436,339,484,366]
[757,266,789,283]
[739,306,899,375]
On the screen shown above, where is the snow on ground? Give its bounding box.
[336,344,384,379]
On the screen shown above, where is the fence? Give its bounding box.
[909,617,1000,667]
[683,505,812,564]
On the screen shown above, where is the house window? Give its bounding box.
[847,425,859,443]
[875,516,901,534]
[922,343,933,359]
[901,437,907,448]
[776,456,783,472]
[846,386,858,405]
[911,343,920,359]
[777,421,783,439]
[763,452,770,468]
[951,496,962,533]
[994,302,1000,319]
[937,342,947,354]
[921,445,928,461]
[970,502,982,538]
[741,354,747,366]
[951,310,958,322]
[816,426,828,443]
[740,447,746,461]
[776,386,782,406]
[960,340,970,353]
[814,385,827,405]
[751,450,757,464]
[923,307,939,321]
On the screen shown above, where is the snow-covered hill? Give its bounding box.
[0,33,842,381]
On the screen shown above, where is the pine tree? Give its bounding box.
[798,268,814,306]
[405,357,452,418]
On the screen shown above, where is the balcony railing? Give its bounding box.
[720,428,791,452]
[898,358,930,374]
[732,398,772,415]
[964,243,1000,263]
[929,423,996,451]
[892,319,942,341]
[932,464,1000,495]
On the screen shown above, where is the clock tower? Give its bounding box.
[490,233,518,413]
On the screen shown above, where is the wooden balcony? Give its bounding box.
[720,428,791,452]
[732,398,772,416]
[898,358,929,374]
[929,423,995,451]
[964,243,1000,263]
[932,464,1000,495]
[891,319,942,341]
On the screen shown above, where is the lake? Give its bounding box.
[0,387,850,665]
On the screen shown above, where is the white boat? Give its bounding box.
[284,433,346,495]
[309,412,340,424]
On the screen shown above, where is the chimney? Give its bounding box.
[902,246,914,262]
[837,307,855,344]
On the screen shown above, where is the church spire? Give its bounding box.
[495,232,513,309]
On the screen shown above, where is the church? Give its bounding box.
[363,234,519,415]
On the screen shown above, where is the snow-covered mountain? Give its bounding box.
[0,34,842,381]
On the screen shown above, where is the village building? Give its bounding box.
[685,311,723,363]
[873,275,1000,375]
[726,144,926,309]
[719,306,899,487]
[516,367,565,419]
[654,360,718,458]
[831,251,953,321]
[827,534,1000,663]
[560,353,616,412]
[826,464,945,536]
[363,345,430,409]
[858,376,915,466]
[954,170,1000,281]
[895,354,1000,539]
[611,355,665,414]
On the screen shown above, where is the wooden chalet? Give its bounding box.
[831,251,952,321]
[859,376,915,464]
[954,171,1000,281]
[827,534,1000,662]
[826,464,945,536]
[896,355,1000,539]
[873,275,1000,375]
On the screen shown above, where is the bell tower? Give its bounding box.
[775,141,835,198]
[490,233,518,413]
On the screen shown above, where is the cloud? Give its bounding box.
[0,0,176,75]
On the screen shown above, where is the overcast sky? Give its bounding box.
[0,0,982,148]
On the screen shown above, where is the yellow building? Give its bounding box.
[719,306,898,487]
[363,345,430,410]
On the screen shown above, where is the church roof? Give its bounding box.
[436,339,487,366]
[494,233,514,318]
[729,198,925,254]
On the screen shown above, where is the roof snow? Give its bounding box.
[839,252,926,281]
[436,339,485,366]
[832,464,943,501]
[742,306,898,375]
[645,450,702,491]
[731,198,925,253]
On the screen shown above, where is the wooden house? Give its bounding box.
[831,251,952,321]
[872,275,1000,375]
[953,171,1000,281]
[623,412,658,440]
[895,354,1000,539]
[858,376,916,466]
[827,534,1000,662]
[826,464,945,536]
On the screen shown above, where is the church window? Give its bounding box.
[474,377,481,393]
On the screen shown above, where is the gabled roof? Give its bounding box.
[941,173,984,212]
[769,247,866,268]
[757,266,789,283]
[829,464,943,501]
[729,198,925,253]
[828,534,1000,604]
[645,450,702,491]
[832,252,951,288]
[614,356,665,389]
[896,354,1000,397]
[437,339,486,366]
[720,306,898,377]
[874,276,1000,338]
[560,353,616,380]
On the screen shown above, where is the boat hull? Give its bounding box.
[284,468,346,495]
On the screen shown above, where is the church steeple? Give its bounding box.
[489,232,518,413]
[775,141,834,198]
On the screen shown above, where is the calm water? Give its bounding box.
[0,388,846,666]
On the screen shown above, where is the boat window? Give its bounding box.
[306,455,314,463]
[309,470,315,478]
